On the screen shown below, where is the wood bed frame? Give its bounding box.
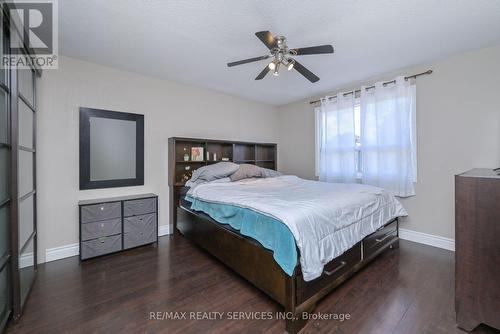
[168,137,400,333]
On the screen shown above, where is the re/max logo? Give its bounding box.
[150,312,187,320]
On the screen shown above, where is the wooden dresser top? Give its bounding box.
[458,168,500,179]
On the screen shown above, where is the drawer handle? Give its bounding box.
[324,261,347,276]
[100,206,104,211]
[375,233,394,243]
[98,238,106,243]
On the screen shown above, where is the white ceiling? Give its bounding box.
[59,0,500,106]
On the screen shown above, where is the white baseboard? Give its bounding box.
[399,228,455,251]
[158,224,170,236]
[45,243,80,263]
[42,226,451,263]
[44,226,172,263]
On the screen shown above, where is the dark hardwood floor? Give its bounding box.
[5,236,499,334]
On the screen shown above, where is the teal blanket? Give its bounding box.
[185,196,297,276]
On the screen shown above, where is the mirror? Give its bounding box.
[79,107,144,190]
[90,117,136,181]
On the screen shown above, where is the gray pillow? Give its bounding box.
[189,162,240,184]
[229,164,281,182]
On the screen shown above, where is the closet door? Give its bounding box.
[0,4,41,325]
[0,13,11,331]
[13,64,37,314]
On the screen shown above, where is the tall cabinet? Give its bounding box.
[455,169,500,331]
[0,4,41,331]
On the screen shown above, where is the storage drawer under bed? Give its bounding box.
[363,220,398,259]
[296,242,362,305]
[296,219,398,305]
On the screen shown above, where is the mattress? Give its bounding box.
[186,175,407,281]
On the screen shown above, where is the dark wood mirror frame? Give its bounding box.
[79,107,144,190]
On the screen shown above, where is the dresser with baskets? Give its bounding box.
[78,193,158,260]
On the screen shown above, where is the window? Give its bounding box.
[315,100,364,179]
[353,94,416,181]
[315,78,417,197]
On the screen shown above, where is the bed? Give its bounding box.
[168,137,406,333]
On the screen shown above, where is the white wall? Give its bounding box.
[36,56,278,263]
[277,45,500,239]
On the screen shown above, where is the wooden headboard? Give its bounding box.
[168,137,277,230]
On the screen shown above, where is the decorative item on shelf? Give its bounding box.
[213,153,217,161]
[191,147,204,161]
[184,166,191,171]
[181,171,192,183]
[206,151,210,161]
[182,147,190,161]
[221,157,229,161]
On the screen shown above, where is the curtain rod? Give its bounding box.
[309,69,433,105]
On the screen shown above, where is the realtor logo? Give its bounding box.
[2,0,58,69]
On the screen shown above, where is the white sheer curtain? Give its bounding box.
[360,76,415,197]
[316,93,357,183]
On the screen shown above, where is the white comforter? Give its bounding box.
[188,175,407,281]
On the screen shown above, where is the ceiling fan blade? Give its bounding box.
[255,31,276,50]
[255,66,271,80]
[293,60,320,83]
[227,55,270,67]
[291,45,334,56]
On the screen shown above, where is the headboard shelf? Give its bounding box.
[175,160,207,163]
[168,137,277,229]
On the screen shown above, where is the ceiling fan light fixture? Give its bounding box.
[273,63,280,76]
[229,30,333,83]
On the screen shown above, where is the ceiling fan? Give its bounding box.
[227,31,334,83]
